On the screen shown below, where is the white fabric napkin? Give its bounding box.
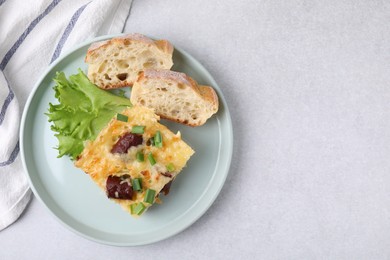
[0,0,132,230]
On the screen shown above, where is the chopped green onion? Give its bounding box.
[154,131,163,148]
[132,178,142,191]
[144,189,156,204]
[116,113,128,122]
[131,125,145,134]
[136,151,144,162]
[166,163,175,172]
[154,131,162,142]
[148,153,156,165]
[130,203,137,214]
[133,203,146,215]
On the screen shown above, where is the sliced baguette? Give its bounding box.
[85,33,174,89]
[130,69,219,127]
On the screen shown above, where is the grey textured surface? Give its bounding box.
[1,0,390,258]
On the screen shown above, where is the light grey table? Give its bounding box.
[1,0,390,259]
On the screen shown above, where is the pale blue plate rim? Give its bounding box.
[20,34,233,246]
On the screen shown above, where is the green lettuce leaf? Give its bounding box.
[46,69,131,160]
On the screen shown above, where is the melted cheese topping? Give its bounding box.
[75,106,194,216]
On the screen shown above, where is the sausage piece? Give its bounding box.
[111,133,143,154]
[106,175,133,199]
[161,180,173,195]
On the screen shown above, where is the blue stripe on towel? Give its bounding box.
[0,0,6,7]
[0,141,19,166]
[0,72,18,165]
[0,0,62,70]
[0,90,14,125]
[0,72,13,125]
[50,2,90,63]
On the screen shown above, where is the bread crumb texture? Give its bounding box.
[85,33,174,89]
[131,69,219,126]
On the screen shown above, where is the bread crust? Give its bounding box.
[198,85,219,111]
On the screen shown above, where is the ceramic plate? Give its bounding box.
[20,35,233,246]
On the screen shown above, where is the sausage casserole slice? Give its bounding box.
[75,106,194,217]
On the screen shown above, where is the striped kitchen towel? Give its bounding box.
[0,0,132,230]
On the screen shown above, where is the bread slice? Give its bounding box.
[130,69,219,127]
[85,33,174,89]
